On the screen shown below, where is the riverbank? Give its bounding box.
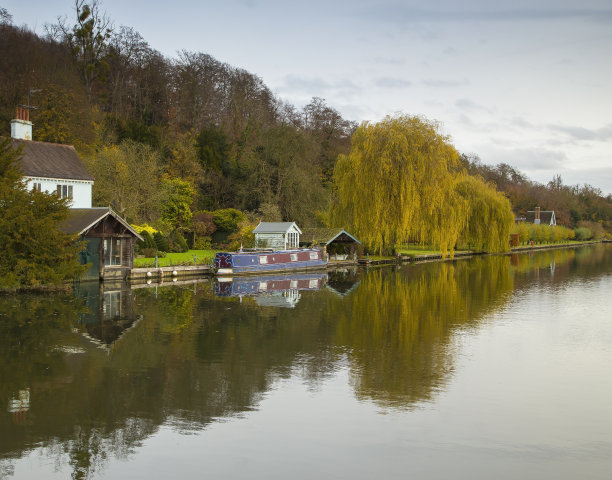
[357,240,602,268]
[121,240,604,285]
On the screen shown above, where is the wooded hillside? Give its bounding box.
[1,2,611,238]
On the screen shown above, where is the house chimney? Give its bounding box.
[11,106,33,140]
[534,206,541,225]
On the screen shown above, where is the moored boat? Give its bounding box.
[214,248,327,275]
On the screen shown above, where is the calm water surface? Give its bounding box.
[1,245,611,479]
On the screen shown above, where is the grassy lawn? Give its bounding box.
[397,245,442,256]
[134,249,218,268]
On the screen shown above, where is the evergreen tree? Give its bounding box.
[0,139,85,289]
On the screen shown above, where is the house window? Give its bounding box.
[287,231,298,248]
[104,238,122,266]
[32,182,42,192]
[103,291,122,320]
[56,184,73,199]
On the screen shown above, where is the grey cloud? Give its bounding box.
[548,123,612,142]
[358,3,612,25]
[509,117,535,129]
[375,77,413,88]
[455,98,491,112]
[563,166,612,195]
[423,79,469,87]
[489,147,567,171]
[370,56,407,66]
[456,113,474,126]
[280,75,361,95]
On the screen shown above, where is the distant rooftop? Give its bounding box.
[253,222,302,234]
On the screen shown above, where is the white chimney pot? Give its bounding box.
[11,118,33,140]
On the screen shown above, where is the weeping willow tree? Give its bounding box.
[454,174,515,252]
[331,114,465,256]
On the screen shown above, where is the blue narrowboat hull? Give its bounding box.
[214,249,327,275]
[215,273,327,297]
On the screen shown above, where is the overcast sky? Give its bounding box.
[5,0,612,194]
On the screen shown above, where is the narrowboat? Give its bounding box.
[214,248,327,275]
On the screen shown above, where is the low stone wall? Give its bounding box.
[130,265,213,283]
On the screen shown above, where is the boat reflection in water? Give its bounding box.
[214,273,327,308]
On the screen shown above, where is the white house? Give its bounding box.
[253,222,302,250]
[8,106,142,281]
[10,107,93,208]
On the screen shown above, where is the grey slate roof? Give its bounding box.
[525,210,556,225]
[60,207,143,240]
[11,138,94,181]
[253,222,302,234]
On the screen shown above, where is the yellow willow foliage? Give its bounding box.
[332,114,462,256]
[454,174,515,253]
[331,257,514,407]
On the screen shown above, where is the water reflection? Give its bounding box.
[1,244,611,479]
[214,273,327,308]
[74,282,142,349]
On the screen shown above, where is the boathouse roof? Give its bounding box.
[300,228,361,246]
[60,207,143,240]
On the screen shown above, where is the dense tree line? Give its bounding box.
[1,1,610,257]
[0,1,355,234]
[460,155,612,233]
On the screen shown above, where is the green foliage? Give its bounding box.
[332,114,464,256]
[0,139,85,289]
[153,231,169,252]
[516,222,530,244]
[133,249,216,267]
[87,140,162,222]
[515,223,575,245]
[227,220,256,251]
[211,208,247,233]
[574,227,593,241]
[160,177,195,231]
[141,247,157,258]
[110,117,162,148]
[168,230,189,253]
[454,175,514,253]
[166,130,203,184]
[577,221,605,240]
[197,126,231,173]
[135,230,156,253]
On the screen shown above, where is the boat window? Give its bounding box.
[309,252,319,260]
[259,256,268,264]
[290,253,298,261]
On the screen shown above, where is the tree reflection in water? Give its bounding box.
[1,245,610,478]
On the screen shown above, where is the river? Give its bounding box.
[1,245,611,479]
